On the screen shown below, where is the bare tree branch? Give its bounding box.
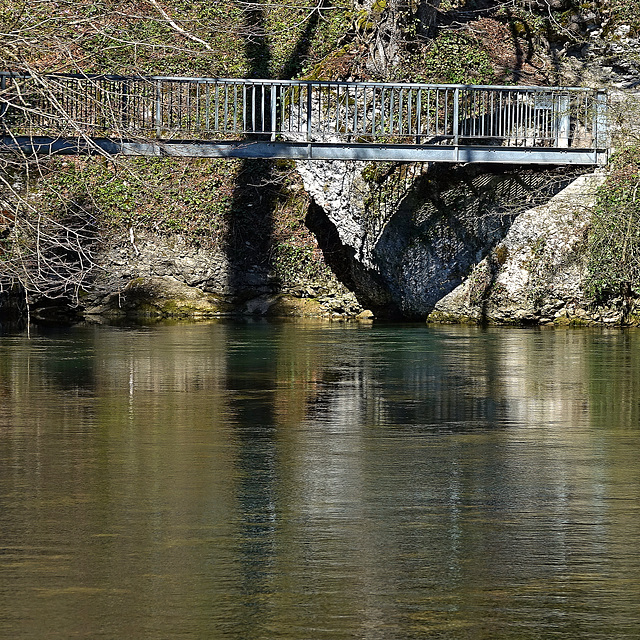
[145,0,212,50]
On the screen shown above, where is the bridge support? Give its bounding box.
[0,136,608,165]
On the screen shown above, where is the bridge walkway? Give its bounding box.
[0,73,609,165]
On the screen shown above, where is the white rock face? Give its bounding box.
[296,159,374,264]
[432,172,607,324]
[296,158,587,319]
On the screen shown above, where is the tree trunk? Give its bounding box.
[356,0,441,77]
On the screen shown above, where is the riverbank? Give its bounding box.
[3,1,640,326]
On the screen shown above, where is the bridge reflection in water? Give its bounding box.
[1,73,608,164]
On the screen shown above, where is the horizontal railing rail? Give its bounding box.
[0,73,608,153]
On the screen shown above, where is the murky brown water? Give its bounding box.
[1,321,639,639]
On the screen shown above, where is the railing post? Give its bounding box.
[271,83,277,142]
[453,87,460,162]
[242,83,247,133]
[155,80,162,138]
[306,83,313,142]
[121,79,129,133]
[416,89,422,145]
[594,89,608,163]
[556,92,570,148]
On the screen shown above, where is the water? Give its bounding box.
[1,321,639,639]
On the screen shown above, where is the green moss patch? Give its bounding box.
[586,146,640,302]
[40,157,238,245]
[407,31,495,84]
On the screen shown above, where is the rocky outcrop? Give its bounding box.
[430,171,610,325]
[84,232,361,319]
[560,26,640,91]
[298,159,582,319]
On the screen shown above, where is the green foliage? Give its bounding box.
[272,242,325,283]
[495,3,548,36]
[268,0,352,79]
[270,172,331,285]
[408,32,495,84]
[586,146,640,301]
[6,0,351,79]
[41,157,239,243]
[75,1,249,76]
[607,0,640,36]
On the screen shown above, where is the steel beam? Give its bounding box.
[0,136,606,165]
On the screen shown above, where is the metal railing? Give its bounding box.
[0,73,608,156]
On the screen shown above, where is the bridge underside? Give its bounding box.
[0,136,606,165]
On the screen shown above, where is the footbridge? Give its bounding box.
[0,73,609,165]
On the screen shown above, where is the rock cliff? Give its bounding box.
[290,30,640,324]
[3,1,640,324]
[297,159,594,320]
[431,172,609,325]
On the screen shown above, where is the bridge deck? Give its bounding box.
[1,74,609,164]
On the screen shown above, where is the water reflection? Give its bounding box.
[1,322,639,639]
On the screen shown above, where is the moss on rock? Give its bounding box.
[86,276,234,319]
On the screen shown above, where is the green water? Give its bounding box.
[1,321,639,639]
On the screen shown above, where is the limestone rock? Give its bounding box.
[297,159,577,318]
[431,172,607,324]
[85,275,234,318]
